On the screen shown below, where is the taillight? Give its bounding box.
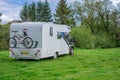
[37,50,40,52]
[10,49,13,53]
[34,50,40,57]
[12,53,15,56]
[10,49,15,56]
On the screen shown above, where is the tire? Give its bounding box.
[53,52,58,59]
[8,37,17,48]
[23,37,33,48]
[69,48,74,55]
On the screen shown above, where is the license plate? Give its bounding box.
[21,51,29,55]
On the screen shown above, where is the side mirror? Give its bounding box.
[69,38,76,42]
[73,38,76,42]
[72,38,76,42]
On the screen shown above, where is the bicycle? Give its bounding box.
[8,30,33,48]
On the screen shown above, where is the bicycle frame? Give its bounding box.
[12,32,25,44]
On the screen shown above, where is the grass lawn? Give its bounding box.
[0,48,120,80]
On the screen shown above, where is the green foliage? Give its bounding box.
[71,26,117,49]
[36,1,44,21]
[0,48,120,80]
[28,2,36,21]
[0,13,1,16]
[0,13,2,23]
[20,1,52,22]
[72,0,120,48]
[74,0,120,33]
[20,2,36,21]
[94,33,116,48]
[71,26,95,49]
[54,0,74,26]
[0,24,9,51]
[42,0,53,22]
[20,3,28,21]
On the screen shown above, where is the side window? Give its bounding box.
[57,32,61,39]
[65,33,70,40]
[50,27,53,36]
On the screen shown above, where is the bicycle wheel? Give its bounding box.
[8,37,17,48]
[23,37,33,48]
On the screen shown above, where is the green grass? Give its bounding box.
[0,48,120,80]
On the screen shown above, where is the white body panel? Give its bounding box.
[9,22,71,60]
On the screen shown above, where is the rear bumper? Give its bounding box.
[10,53,41,60]
[9,48,41,60]
[15,56,40,60]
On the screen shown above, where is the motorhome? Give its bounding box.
[8,22,74,60]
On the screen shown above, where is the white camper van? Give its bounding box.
[8,22,74,60]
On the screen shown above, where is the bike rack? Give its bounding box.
[15,41,38,49]
[32,41,38,48]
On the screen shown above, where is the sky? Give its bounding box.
[0,0,120,24]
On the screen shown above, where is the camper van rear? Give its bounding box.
[8,22,74,60]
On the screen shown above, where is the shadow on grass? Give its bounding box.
[16,54,69,61]
[0,54,70,63]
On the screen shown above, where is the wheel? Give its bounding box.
[53,52,58,59]
[69,48,74,55]
[23,37,33,48]
[8,37,17,48]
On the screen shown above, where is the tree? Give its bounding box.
[74,0,99,33]
[0,23,10,50]
[83,0,98,34]
[28,2,36,21]
[20,1,53,22]
[54,0,74,26]
[95,0,114,33]
[36,1,44,21]
[20,3,28,21]
[113,3,120,47]
[0,13,2,38]
[117,2,120,28]
[110,9,119,33]
[74,0,115,34]
[42,0,52,22]
[0,13,2,23]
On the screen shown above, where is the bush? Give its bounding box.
[0,24,9,51]
[71,25,116,49]
[94,32,116,48]
[71,26,95,49]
